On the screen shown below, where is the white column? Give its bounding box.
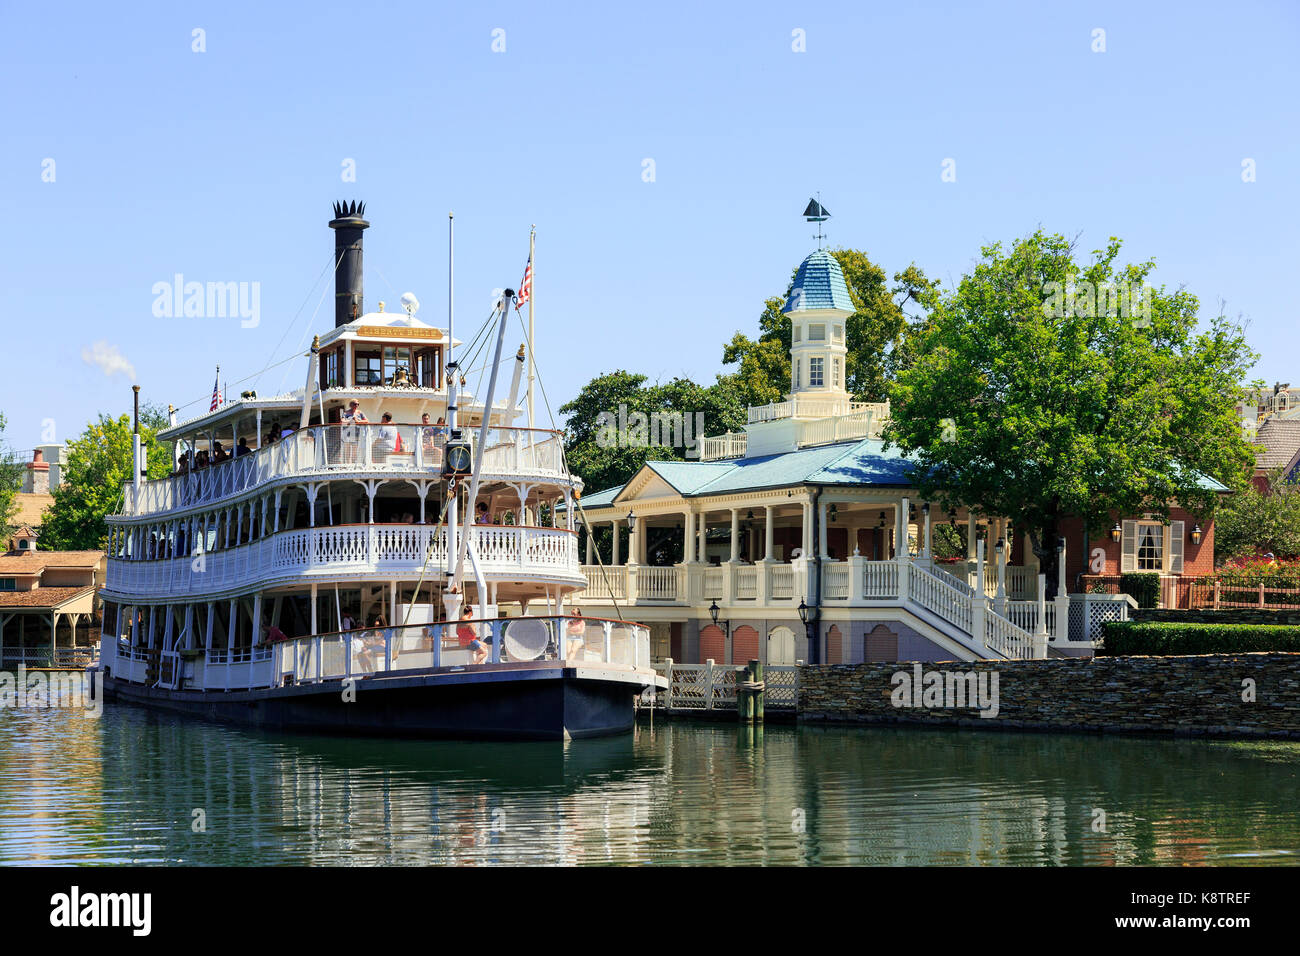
[897,496,910,557]
[922,505,932,561]
[611,520,621,566]
[729,509,740,563]
[764,505,775,562]
[818,500,829,559]
[585,530,594,564]
[683,511,695,563]
[697,513,707,563]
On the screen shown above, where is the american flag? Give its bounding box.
[515,254,532,311]
[209,368,222,411]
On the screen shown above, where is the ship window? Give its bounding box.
[809,324,826,341]
[383,347,412,385]
[0,578,14,591]
[832,357,841,387]
[833,324,843,342]
[793,359,800,390]
[320,350,340,389]
[809,357,824,387]
[354,352,382,386]
[792,326,801,343]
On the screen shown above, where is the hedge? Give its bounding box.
[1100,621,1300,655]
[1119,572,1161,609]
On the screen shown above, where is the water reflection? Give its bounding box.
[0,706,1297,865]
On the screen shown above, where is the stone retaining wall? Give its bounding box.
[798,654,1300,740]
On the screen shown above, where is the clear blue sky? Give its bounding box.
[2,0,1297,452]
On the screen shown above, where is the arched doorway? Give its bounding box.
[699,624,725,663]
[767,625,796,665]
[732,625,759,664]
[827,624,843,664]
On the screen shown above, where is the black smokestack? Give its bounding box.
[329,200,369,327]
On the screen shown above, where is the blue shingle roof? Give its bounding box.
[782,249,855,314]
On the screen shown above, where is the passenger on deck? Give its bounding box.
[376,412,400,456]
[565,609,586,659]
[213,442,229,463]
[358,616,388,673]
[235,438,251,457]
[457,607,489,665]
[476,502,492,524]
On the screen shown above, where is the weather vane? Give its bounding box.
[803,195,830,248]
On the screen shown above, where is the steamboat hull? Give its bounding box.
[98,664,662,741]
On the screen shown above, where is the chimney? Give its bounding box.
[329,201,369,327]
[26,449,49,495]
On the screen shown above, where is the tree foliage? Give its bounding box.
[884,230,1257,586]
[0,413,24,539]
[560,371,746,494]
[1213,467,1300,562]
[40,405,174,550]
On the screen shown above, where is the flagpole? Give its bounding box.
[527,224,535,430]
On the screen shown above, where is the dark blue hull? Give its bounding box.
[99,663,662,741]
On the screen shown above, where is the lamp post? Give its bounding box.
[797,599,818,665]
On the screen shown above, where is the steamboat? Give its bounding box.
[93,204,663,740]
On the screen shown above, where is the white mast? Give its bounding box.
[527,225,535,429]
[444,212,459,605]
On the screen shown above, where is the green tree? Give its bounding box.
[0,413,24,538]
[721,250,935,408]
[884,230,1257,590]
[41,406,174,550]
[1213,467,1300,562]
[560,371,745,495]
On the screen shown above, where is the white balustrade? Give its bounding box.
[120,424,570,520]
[822,563,850,600]
[106,524,581,599]
[862,560,899,599]
[733,565,758,600]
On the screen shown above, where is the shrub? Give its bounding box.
[1119,572,1161,608]
[1100,621,1300,655]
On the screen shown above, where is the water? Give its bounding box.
[1,705,1298,865]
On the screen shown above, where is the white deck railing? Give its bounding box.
[119,423,568,519]
[100,615,652,691]
[699,432,748,461]
[746,397,887,424]
[105,524,581,599]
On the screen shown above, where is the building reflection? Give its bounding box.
[1,706,1298,865]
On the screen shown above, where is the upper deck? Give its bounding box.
[118,422,574,521]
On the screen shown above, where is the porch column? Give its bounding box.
[922,504,932,561]
[729,509,740,563]
[697,513,707,563]
[611,520,621,566]
[683,510,696,563]
[764,505,775,562]
[819,500,830,559]
[897,496,910,558]
[585,530,594,564]
[801,501,813,556]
